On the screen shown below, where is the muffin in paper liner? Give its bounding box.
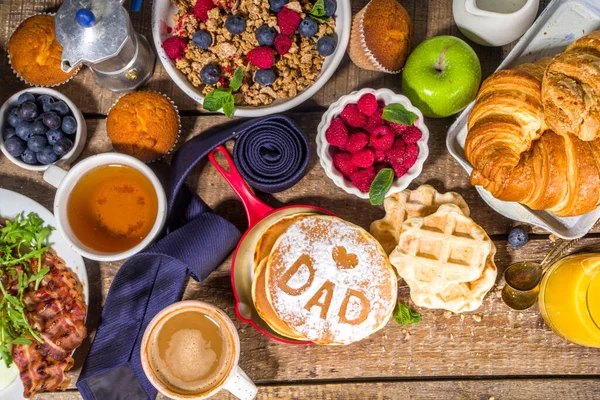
[106,91,181,163]
[347,0,413,74]
[7,13,80,88]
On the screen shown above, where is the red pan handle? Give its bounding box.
[208,145,273,227]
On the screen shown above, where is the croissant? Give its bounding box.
[542,30,600,141]
[465,49,600,217]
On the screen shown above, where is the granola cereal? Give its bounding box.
[166,0,337,107]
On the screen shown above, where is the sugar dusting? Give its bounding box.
[269,216,396,344]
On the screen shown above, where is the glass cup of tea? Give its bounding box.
[140,301,257,400]
[538,253,600,347]
[43,152,167,261]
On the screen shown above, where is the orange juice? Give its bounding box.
[539,253,600,347]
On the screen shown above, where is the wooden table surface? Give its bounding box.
[1,0,600,399]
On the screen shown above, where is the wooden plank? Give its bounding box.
[33,378,600,400]
[2,114,600,391]
[0,0,553,115]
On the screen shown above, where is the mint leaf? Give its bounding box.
[393,303,421,326]
[369,168,394,205]
[203,88,231,112]
[382,103,418,126]
[229,66,244,92]
[308,0,329,22]
[222,93,235,117]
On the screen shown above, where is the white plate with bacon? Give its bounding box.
[0,188,88,399]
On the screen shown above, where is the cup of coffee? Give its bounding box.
[140,301,257,400]
[43,152,167,262]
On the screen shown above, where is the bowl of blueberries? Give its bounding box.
[0,89,86,171]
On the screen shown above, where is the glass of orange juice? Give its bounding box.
[538,253,600,347]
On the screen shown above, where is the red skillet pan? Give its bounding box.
[208,146,335,344]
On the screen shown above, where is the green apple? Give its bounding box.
[401,35,482,118]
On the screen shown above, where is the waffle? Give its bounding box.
[390,203,494,297]
[370,185,470,254]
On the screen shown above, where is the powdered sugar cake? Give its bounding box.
[265,215,397,345]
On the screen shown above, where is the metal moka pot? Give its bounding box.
[55,0,155,92]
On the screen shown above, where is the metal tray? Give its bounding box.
[446,0,600,239]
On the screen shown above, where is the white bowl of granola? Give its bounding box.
[152,0,350,117]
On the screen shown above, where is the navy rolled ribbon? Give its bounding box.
[78,115,310,400]
[233,117,309,193]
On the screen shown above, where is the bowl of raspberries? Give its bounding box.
[0,89,86,171]
[317,88,429,199]
[152,0,350,117]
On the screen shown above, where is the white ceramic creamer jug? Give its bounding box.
[453,0,540,47]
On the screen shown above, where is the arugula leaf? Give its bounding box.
[382,103,418,126]
[393,303,421,326]
[308,0,329,22]
[369,168,394,205]
[0,212,53,367]
[229,67,244,92]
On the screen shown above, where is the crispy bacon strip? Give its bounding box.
[6,251,87,398]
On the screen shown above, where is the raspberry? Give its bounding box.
[325,117,348,147]
[390,122,410,136]
[340,104,367,128]
[374,150,386,163]
[194,0,215,21]
[369,125,395,150]
[278,8,301,35]
[374,163,389,174]
[402,143,419,169]
[364,110,385,134]
[247,47,274,68]
[333,151,358,176]
[274,34,292,55]
[351,149,375,168]
[385,139,406,163]
[343,132,369,153]
[390,161,408,178]
[401,125,423,144]
[357,93,378,116]
[350,167,376,193]
[377,99,386,109]
[162,37,188,60]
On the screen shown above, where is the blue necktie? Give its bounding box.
[77,116,309,400]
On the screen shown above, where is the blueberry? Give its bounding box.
[316,35,337,56]
[4,136,26,158]
[36,146,58,165]
[31,120,48,136]
[192,30,212,49]
[42,101,55,113]
[256,24,276,46]
[61,116,77,135]
[298,18,318,37]
[27,135,48,153]
[36,94,54,108]
[19,101,39,121]
[50,100,69,116]
[53,137,73,157]
[508,227,529,248]
[42,112,61,130]
[46,129,64,145]
[15,123,33,141]
[225,16,246,35]
[268,0,287,12]
[3,127,16,140]
[20,148,38,165]
[324,0,336,17]
[7,108,21,128]
[200,64,221,85]
[255,69,276,86]
[17,92,36,105]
